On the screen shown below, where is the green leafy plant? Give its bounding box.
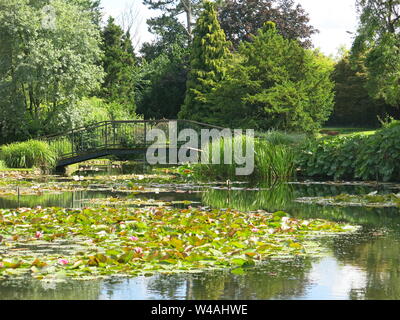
[1,140,57,169]
[296,120,400,182]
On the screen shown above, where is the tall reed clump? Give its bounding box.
[192,135,296,182]
[254,139,296,181]
[49,138,73,159]
[1,140,57,169]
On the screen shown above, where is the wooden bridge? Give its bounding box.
[43,120,224,170]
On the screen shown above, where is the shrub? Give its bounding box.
[296,121,400,182]
[295,135,366,180]
[354,122,400,181]
[1,140,57,169]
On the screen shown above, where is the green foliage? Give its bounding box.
[179,1,231,122]
[49,138,73,159]
[0,0,104,143]
[258,130,308,146]
[1,140,57,169]
[142,0,202,40]
[100,17,137,113]
[0,160,7,170]
[206,23,335,132]
[137,44,189,119]
[296,121,400,182]
[328,51,398,127]
[69,97,134,128]
[352,0,400,107]
[140,15,189,60]
[0,206,353,279]
[295,135,366,180]
[193,135,296,182]
[354,122,400,181]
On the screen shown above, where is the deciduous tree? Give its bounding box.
[218,0,318,48]
[0,0,104,142]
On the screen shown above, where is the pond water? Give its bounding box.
[1,169,400,300]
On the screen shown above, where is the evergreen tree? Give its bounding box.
[137,44,189,119]
[100,17,137,113]
[328,51,398,127]
[178,1,230,123]
[206,22,334,132]
[142,0,203,41]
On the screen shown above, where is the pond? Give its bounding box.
[0,167,400,300]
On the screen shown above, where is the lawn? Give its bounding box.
[320,127,377,137]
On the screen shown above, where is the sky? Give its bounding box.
[100,0,359,57]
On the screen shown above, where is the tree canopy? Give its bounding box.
[353,0,400,107]
[205,22,335,132]
[100,17,137,114]
[218,0,318,48]
[0,0,104,142]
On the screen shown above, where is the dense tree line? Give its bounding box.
[1,0,399,144]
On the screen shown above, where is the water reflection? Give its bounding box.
[0,278,102,300]
[2,179,400,299]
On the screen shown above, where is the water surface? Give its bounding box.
[1,173,399,300]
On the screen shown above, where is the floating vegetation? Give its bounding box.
[0,207,357,281]
[86,197,196,207]
[295,192,400,208]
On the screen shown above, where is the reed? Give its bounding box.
[193,135,296,182]
[1,140,57,169]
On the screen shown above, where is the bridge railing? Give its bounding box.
[43,120,225,160]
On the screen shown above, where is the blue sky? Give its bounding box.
[100,0,359,57]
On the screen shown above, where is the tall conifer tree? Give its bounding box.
[179,1,230,122]
[101,17,137,113]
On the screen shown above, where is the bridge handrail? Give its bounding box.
[41,119,226,141]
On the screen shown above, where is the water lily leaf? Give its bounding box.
[231,268,246,275]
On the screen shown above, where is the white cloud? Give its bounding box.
[298,0,359,56]
[101,0,155,49]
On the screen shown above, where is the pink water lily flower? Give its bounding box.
[35,231,43,239]
[134,247,143,254]
[130,236,139,241]
[0,262,4,268]
[251,227,260,233]
[58,259,69,265]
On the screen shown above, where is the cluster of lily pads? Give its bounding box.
[87,197,196,207]
[0,206,357,281]
[296,192,400,208]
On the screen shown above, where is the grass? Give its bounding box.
[319,127,377,137]
[0,160,7,170]
[257,130,308,145]
[1,140,57,169]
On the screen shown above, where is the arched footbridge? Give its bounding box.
[43,120,225,170]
